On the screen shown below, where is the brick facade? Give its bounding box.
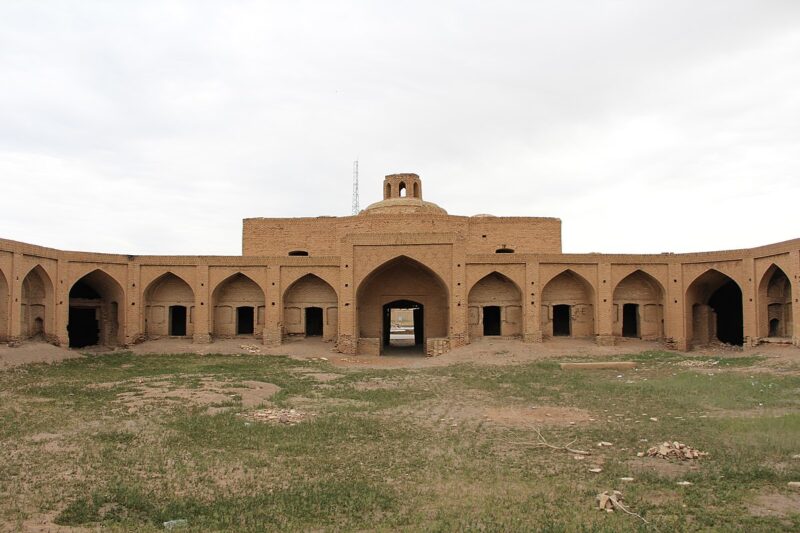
[0,173,798,354]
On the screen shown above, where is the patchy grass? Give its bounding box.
[1,350,799,531]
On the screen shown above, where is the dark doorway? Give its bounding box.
[169,305,187,336]
[708,280,743,345]
[769,318,780,337]
[483,306,501,336]
[553,304,571,336]
[622,304,639,338]
[68,307,98,347]
[413,307,424,345]
[305,307,323,336]
[382,300,424,354]
[237,306,254,335]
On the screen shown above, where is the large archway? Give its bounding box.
[68,270,125,347]
[212,273,265,338]
[21,265,55,340]
[357,256,448,355]
[612,270,664,340]
[144,273,194,337]
[283,274,338,340]
[686,269,743,347]
[0,269,8,341]
[468,272,522,339]
[541,270,594,338]
[758,265,793,339]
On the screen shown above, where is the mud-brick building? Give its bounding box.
[0,173,797,355]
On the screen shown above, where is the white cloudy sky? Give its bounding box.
[1,1,798,255]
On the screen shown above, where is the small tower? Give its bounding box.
[383,173,422,200]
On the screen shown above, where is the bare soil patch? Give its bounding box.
[113,378,280,413]
[626,457,702,479]
[748,491,800,517]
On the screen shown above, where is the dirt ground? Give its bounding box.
[1,336,798,370]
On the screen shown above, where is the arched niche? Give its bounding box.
[211,273,265,338]
[758,265,792,338]
[0,269,8,341]
[283,274,338,340]
[685,269,743,347]
[21,265,55,340]
[68,269,125,347]
[356,256,449,353]
[467,272,522,338]
[612,270,665,340]
[144,272,195,337]
[541,270,595,338]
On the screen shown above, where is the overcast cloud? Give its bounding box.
[1,1,798,255]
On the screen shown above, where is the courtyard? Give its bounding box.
[1,339,799,531]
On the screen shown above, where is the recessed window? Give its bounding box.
[495,248,514,254]
[288,250,309,256]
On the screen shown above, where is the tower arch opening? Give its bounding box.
[356,256,448,355]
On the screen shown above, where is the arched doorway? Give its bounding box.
[68,270,125,348]
[541,270,594,338]
[212,273,265,338]
[758,265,792,339]
[144,273,194,338]
[686,270,743,347]
[21,265,55,340]
[467,272,522,339]
[357,256,448,355]
[283,274,338,340]
[0,269,8,341]
[383,299,423,353]
[612,270,664,340]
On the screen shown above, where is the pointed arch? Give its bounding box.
[68,269,125,347]
[612,270,665,340]
[412,182,420,198]
[757,264,792,338]
[541,269,595,338]
[685,269,743,347]
[356,255,449,353]
[0,268,8,341]
[399,182,407,197]
[283,274,338,340]
[211,272,265,338]
[467,272,522,338]
[143,272,195,337]
[21,265,55,340]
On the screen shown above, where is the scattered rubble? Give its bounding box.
[239,344,262,354]
[788,482,800,490]
[589,467,603,473]
[596,490,650,524]
[240,408,309,425]
[676,481,693,486]
[596,490,623,512]
[597,441,613,447]
[646,441,708,460]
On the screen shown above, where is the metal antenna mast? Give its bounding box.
[351,160,360,215]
